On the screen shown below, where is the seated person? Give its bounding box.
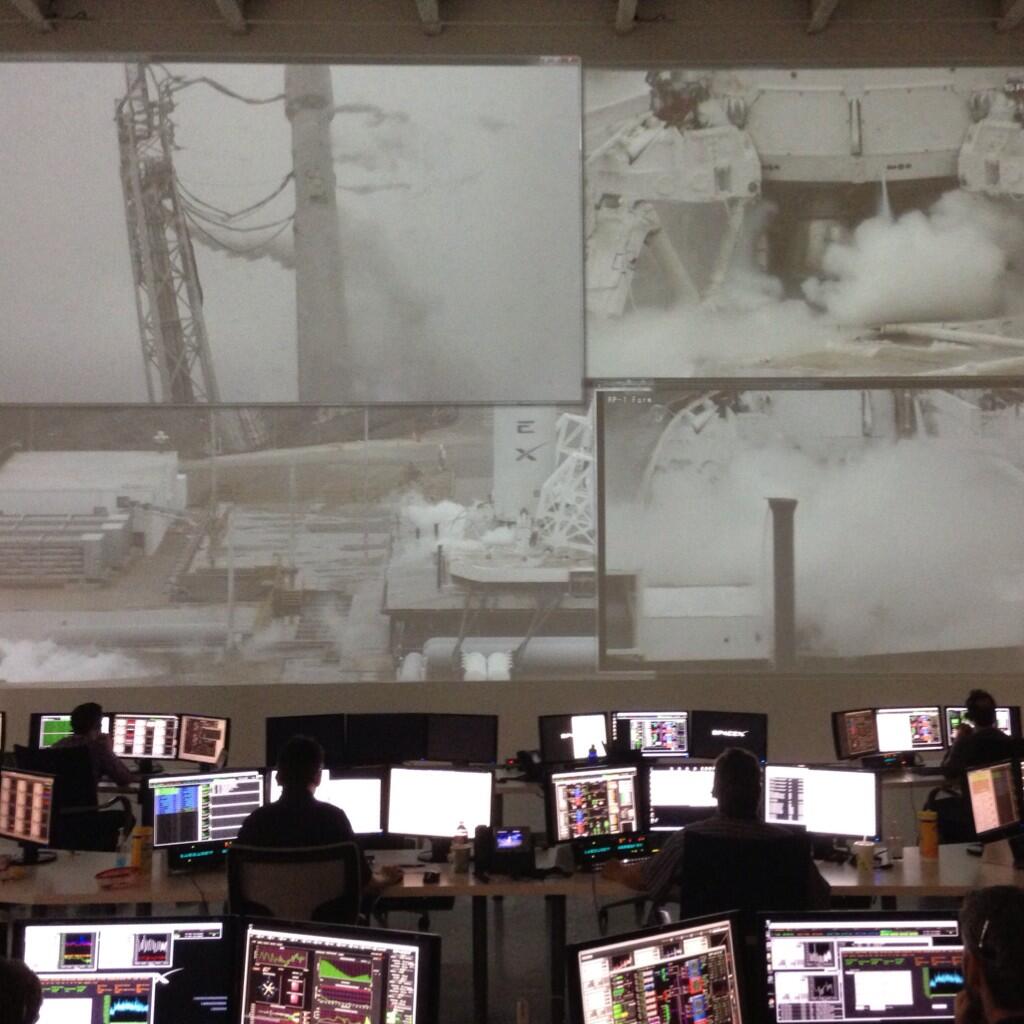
[0,958,42,1024]
[957,886,1024,1024]
[53,702,136,788]
[943,690,1017,780]
[237,735,402,894]
[603,746,829,907]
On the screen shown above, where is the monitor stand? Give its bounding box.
[8,844,57,867]
[135,759,164,776]
[981,836,1024,868]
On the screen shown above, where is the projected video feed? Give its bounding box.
[599,387,1024,672]
[585,66,1024,382]
[0,59,582,405]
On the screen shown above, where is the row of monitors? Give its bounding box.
[571,911,964,1024]
[833,704,1022,760]
[14,916,439,1024]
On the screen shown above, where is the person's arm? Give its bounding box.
[95,736,138,788]
[602,830,686,898]
[942,732,971,780]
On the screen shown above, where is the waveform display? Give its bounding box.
[135,932,172,965]
[60,932,96,969]
[254,943,310,970]
[318,955,372,985]
[109,995,151,1022]
[928,968,965,995]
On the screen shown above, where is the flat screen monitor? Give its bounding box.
[943,705,1019,744]
[966,760,1023,839]
[17,916,234,1024]
[239,919,441,1024]
[150,769,263,849]
[764,765,880,839]
[832,709,880,760]
[690,710,768,762]
[386,766,493,838]
[0,768,53,847]
[874,707,943,753]
[647,762,717,831]
[762,912,963,1023]
[346,714,429,766]
[611,710,689,757]
[548,764,640,843]
[30,712,111,749]
[538,713,609,764]
[267,769,384,835]
[425,713,499,764]
[110,712,180,760]
[178,714,231,766]
[569,915,745,1024]
[265,713,346,768]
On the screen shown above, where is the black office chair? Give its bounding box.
[228,842,363,925]
[924,784,976,844]
[13,745,133,852]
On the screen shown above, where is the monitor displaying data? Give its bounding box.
[386,766,493,838]
[875,707,943,753]
[538,713,609,764]
[268,770,384,835]
[239,920,440,1024]
[31,712,111,749]
[647,762,716,831]
[612,711,689,757]
[111,712,179,760]
[0,769,53,846]
[763,913,963,1024]
[571,916,744,1024]
[549,765,639,843]
[690,710,768,762]
[18,917,234,1024]
[832,710,880,760]
[967,761,1023,838]
[150,769,263,849]
[178,714,230,766]
[265,714,347,769]
[944,705,1018,744]
[764,766,880,839]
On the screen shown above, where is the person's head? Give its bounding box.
[712,747,761,819]
[275,735,324,792]
[0,957,42,1024]
[69,702,104,738]
[960,886,1024,1019]
[966,690,998,729]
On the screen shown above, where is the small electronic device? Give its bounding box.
[943,705,1020,744]
[966,760,1024,845]
[265,713,346,768]
[690,709,768,762]
[763,764,880,839]
[473,825,536,876]
[178,714,230,766]
[538,713,609,764]
[874,706,943,753]
[831,709,880,760]
[0,768,55,865]
[267,768,384,835]
[610,710,689,757]
[386,765,493,838]
[29,712,112,749]
[547,764,640,843]
[110,712,180,761]
[17,916,234,1024]
[647,761,716,831]
[762,912,963,1023]
[572,831,655,870]
[569,915,745,1024]
[239,919,440,1024]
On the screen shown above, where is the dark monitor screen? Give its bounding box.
[17,916,234,1024]
[240,919,441,1024]
[689,710,768,762]
[944,705,1019,744]
[265,713,346,768]
[538,713,609,764]
[967,760,1023,839]
[569,915,745,1024]
[425,713,499,764]
[178,714,230,766]
[149,769,263,850]
[763,765,880,839]
[611,710,689,757]
[762,912,963,1023]
[647,762,716,831]
[547,764,640,843]
[875,706,943,753]
[0,768,54,847]
[110,712,180,760]
[29,712,112,749]
[346,714,429,766]
[832,709,880,760]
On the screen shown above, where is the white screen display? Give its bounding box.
[650,765,715,805]
[764,765,878,838]
[111,714,179,759]
[0,770,53,845]
[387,767,492,837]
[268,774,383,834]
[875,708,943,752]
[568,714,609,760]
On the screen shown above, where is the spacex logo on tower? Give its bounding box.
[711,728,748,738]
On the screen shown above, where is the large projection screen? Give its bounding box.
[598,386,1024,673]
[0,59,584,404]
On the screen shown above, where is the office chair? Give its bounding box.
[228,841,363,925]
[13,745,133,853]
[924,784,976,844]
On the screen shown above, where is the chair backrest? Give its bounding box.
[924,785,976,844]
[228,842,362,925]
[14,744,98,811]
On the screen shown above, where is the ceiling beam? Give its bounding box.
[807,0,842,33]
[6,0,53,31]
[212,0,247,33]
[414,0,443,34]
[615,0,638,34]
[997,0,1024,31]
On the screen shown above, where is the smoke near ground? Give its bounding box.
[0,639,156,683]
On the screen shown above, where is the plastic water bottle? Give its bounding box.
[453,821,469,848]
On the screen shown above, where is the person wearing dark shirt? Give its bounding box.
[237,735,402,892]
[943,690,1017,781]
[0,957,42,1024]
[603,747,829,907]
[957,886,1024,1024]
[53,703,136,788]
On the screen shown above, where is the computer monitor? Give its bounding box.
[647,761,716,831]
[346,713,429,766]
[547,764,640,843]
[966,760,1023,840]
[762,912,963,1023]
[265,713,347,768]
[0,768,54,855]
[874,706,943,753]
[239,919,441,1024]
[611,710,689,757]
[538,713,609,763]
[17,916,234,1023]
[943,705,1020,744]
[178,714,231,766]
[425,713,499,764]
[569,915,745,1024]
[29,711,112,749]
[386,766,493,838]
[689,710,768,762]
[110,712,180,760]
[832,709,880,760]
[267,768,384,835]
[764,765,880,839]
